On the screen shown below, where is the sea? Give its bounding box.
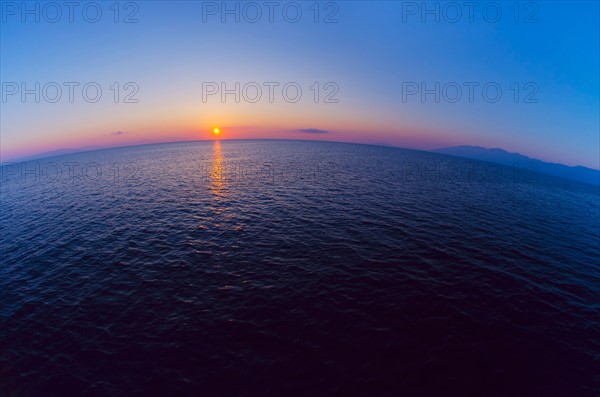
[1,140,599,396]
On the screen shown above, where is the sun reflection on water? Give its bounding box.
[209,140,224,199]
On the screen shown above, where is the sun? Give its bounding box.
[213,128,220,135]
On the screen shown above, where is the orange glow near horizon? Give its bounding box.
[0,118,479,163]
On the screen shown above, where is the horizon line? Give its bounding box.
[1,138,599,172]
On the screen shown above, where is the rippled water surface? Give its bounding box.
[1,140,599,396]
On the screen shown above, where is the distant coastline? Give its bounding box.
[3,140,599,187]
[434,145,600,187]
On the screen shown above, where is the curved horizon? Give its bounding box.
[1,1,598,169]
[4,136,599,173]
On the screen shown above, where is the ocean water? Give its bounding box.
[1,140,599,396]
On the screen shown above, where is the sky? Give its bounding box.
[1,0,599,168]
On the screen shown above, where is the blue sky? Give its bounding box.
[1,1,598,168]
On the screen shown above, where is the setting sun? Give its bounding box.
[213,128,220,135]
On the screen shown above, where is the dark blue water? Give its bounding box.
[1,140,599,396]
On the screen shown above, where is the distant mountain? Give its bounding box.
[433,146,600,186]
